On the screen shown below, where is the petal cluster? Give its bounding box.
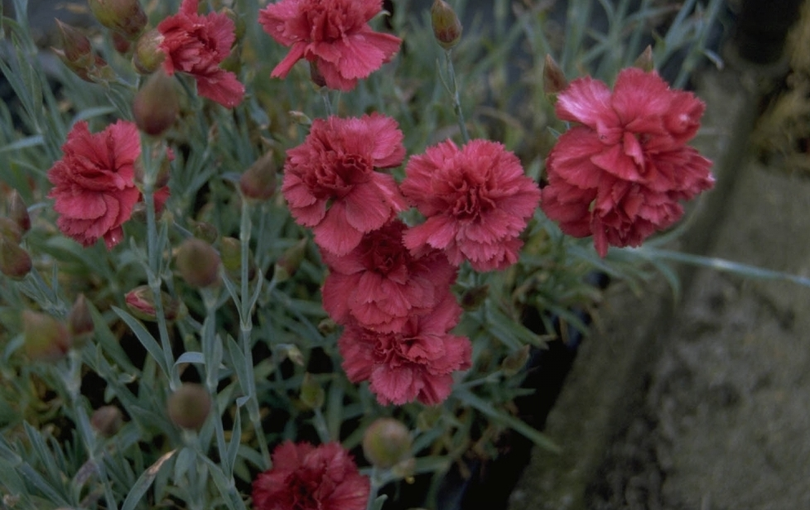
[47,120,141,249]
[401,139,541,272]
[339,294,472,406]
[158,0,244,108]
[252,441,369,510]
[281,114,407,256]
[322,220,457,333]
[259,0,402,91]
[540,67,715,257]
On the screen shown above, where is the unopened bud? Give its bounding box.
[23,310,71,362]
[125,285,185,322]
[219,236,256,282]
[300,373,325,409]
[133,70,179,136]
[239,151,277,201]
[288,110,312,126]
[460,284,488,311]
[543,54,568,95]
[0,217,23,244]
[167,383,211,430]
[276,343,305,366]
[0,237,32,279]
[274,238,307,282]
[112,31,132,54]
[54,20,93,67]
[68,294,94,338]
[133,29,165,74]
[88,0,147,39]
[91,405,123,437]
[431,0,462,50]
[501,344,531,376]
[192,221,219,244]
[634,45,654,72]
[362,418,413,469]
[309,61,326,88]
[176,238,220,288]
[8,190,31,233]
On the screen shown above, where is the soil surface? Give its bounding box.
[509,63,810,510]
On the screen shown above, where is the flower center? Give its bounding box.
[302,0,362,42]
[307,152,372,199]
[449,177,495,220]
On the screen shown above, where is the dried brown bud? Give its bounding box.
[460,284,489,311]
[362,418,413,469]
[501,344,531,376]
[22,310,71,362]
[176,238,221,288]
[88,0,147,39]
[239,151,277,201]
[54,20,93,67]
[543,54,568,95]
[68,294,94,338]
[91,405,124,437]
[274,238,307,282]
[431,0,463,50]
[0,237,32,279]
[8,190,31,233]
[634,45,655,72]
[167,383,211,430]
[133,70,179,136]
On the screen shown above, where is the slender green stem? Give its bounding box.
[312,408,332,443]
[239,199,271,468]
[445,50,470,144]
[365,466,385,510]
[142,140,181,390]
[202,289,231,477]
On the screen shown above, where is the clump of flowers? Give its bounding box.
[259,0,402,90]
[252,442,369,510]
[540,67,715,257]
[47,120,141,249]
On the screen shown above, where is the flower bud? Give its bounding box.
[91,405,124,437]
[125,285,185,322]
[0,217,22,244]
[362,418,413,469]
[176,238,220,288]
[54,20,93,68]
[309,61,327,88]
[133,29,166,74]
[300,372,325,409]
[68,294,94,339]
[0,237,32,279]
[22,310,71,362]
[276,343,305,366]
[192,221,219,244]
[167,383,211,430]
[634,45,654,72]
[431,0,462,50]
[8,190,31,233]
[133,71,179,136]
[219,236,256,282]
[274,238,307,282]
[543,54,568,95]
[88,0,147,39]
[501,344,531,376]
[239,151,277,201]
[460,284,488,311]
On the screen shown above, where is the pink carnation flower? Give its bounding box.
[47,120,141,249]
[259,0,402,91]
[158,0,244,108]
[339,294,472,406]
[282,114,408,256]
[401,139,541,272]
[322,220,457,333]
[540,67,715,257]
[252,441,369,510]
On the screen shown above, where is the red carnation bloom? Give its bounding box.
[401,139,541,272]
[540,67,714,257]
[282,114,407,256]
[259,0,402,91]
[322,220,457,333]
[339,294,472,406]
[252,441,369,510]
[47,120,141,249]
[158,0,244,108]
